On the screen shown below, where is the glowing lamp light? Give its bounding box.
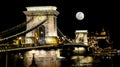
[18,37,22,40]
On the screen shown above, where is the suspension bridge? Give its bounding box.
[0,6,89,52]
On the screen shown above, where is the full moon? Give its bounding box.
[76,11,84,20]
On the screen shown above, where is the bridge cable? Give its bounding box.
[0,16,48,42]
[0,17,33,36]
[57,27,73,43]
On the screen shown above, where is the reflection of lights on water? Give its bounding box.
[86,56,93,63]
[25,50,39,57]
[19,53,24,59]
[117,50,120,55]
[106,56,111,59]
[71,56,93,66]
[24,49,62,67]
[102,56,112,59]
[117,50,120,53]
[39,50,47,56]
[26,49,61,57]
[30,49,36,54]
[50,49,56,56]
[80,56,93,63]
[72,56,93,63]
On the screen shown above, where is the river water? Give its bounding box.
[0,48,120,67]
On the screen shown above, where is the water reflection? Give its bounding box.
[71,56,93,67]
[24,49,61,67]
[0,49,120,67]
[23,49,120,67]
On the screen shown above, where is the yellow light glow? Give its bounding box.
[39,50,47,56]
[75,47,78,50]
[26,6,57,11]
[41,31,44,34]
[78,47,85,51]
[48,33,57,37]
[25,38,34,44]
[86,56,93,63]
[30,50,36,54]
[45,37,58,45]
[75,30,88,33]
[13,40,19,45]
[18,37,22,40]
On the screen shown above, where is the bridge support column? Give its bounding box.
[24,6,59,45]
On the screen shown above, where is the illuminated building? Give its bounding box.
[88,27,113,49]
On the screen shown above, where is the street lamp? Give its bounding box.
[18,37,22,47]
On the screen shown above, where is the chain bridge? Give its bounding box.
[0,6,89,52]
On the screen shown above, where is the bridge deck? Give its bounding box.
[0,43,89,52]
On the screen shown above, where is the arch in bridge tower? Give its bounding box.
[23,6,59,45]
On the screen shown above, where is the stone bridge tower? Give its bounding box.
[23,6,59,45]
[75,30,88,46]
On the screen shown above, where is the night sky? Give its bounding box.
[0,0,120,47]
